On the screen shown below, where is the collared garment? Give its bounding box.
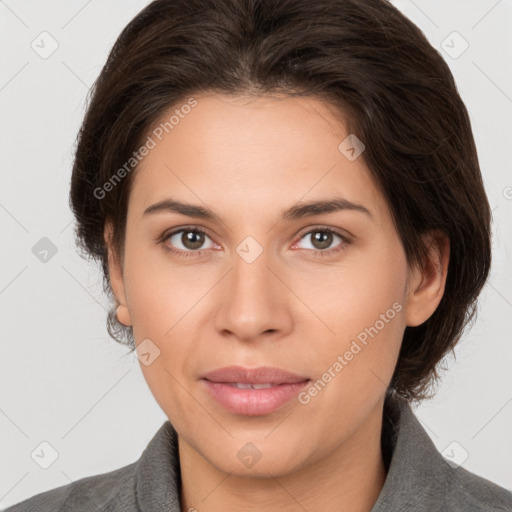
[4,392,512,511]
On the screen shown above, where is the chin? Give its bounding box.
[202,437,310,478]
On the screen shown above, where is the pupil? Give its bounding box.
[313,231,332,250]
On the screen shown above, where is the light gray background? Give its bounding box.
[1,0,511,507]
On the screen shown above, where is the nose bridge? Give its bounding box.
[232,240,272,296]
[214,237,291,340]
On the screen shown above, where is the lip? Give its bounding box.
[202,365,309,384]
[201,365,310,416]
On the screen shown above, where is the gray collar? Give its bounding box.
[133,392,512,511]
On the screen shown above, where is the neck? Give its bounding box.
[179,398,387,512]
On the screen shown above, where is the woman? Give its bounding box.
[6,0,512,510]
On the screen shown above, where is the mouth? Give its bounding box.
[200,365,311,416]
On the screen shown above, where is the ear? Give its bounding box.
[104,219,132,327]
[404,230,450,327]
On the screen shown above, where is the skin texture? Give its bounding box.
[105,94,450,511]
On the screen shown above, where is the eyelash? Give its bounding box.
[159,225,351,259]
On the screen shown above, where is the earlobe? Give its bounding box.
[104,221,133,327]
[404,231,450,327]
[116,304,132,327]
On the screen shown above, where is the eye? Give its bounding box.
[161,227,218,258]
[293,227,350,255]
[159,225,351,259]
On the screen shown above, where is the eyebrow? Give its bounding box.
[142,197,373,222]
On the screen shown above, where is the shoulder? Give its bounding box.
[2,461,138,512]
[377,393,512,512]
[441,464,512,511]
[3,420,179,512]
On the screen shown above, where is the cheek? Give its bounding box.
[138,356,200,437]
[296,247,407,399]
[298,247,407,340]
[122,242,205,338]
[122,242,209,402]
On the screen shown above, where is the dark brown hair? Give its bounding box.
[70,0,491,403]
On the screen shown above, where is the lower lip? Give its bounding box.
[201,379,310,416]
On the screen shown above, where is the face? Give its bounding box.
[106,93,444,478]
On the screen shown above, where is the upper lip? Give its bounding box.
[202,365,309,384]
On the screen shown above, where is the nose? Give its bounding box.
[213,246,293,343]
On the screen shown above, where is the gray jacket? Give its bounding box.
[4,392,512,511]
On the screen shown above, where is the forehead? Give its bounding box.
[129,93,386,223]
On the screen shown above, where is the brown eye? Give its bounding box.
[164,229,215,253]
[310,230,334,250]
[295,228,350,255]
[181,230,205,250]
